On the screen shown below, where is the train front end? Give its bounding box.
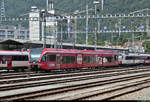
[29,48,44,71]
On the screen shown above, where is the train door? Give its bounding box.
[0,56,2,69]
[57,54,60,69]
[1,56,6,68]
[96,55,98,66]
[46,54,57,69]
[98,56,102,67]
[7,56,12,69]
[112,55,115,66]
[77,54,82,68]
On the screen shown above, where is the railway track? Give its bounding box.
[58,78,150,100]
[0,66,149,85]
[0,65,148,81]
[0,67,150,91]
[1,71,150,100]
[0,66,150,100]
[0,65,144,78]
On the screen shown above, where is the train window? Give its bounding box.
[84,56,96,63]
[24,56,28,61]
[147,57,150,60]
[2,56,6,64]
[70,56,75,63]
[91,56,96,63]
[98,56,102,64]
[84,56,88,63]
[103,57,112,63]
[135,56,140,60]
[118,55,122,59]
[0,56,1,64]
[141,56,146,60]
[47,55,56,62]
[114,55,118,61]
[98,57,102,61]
[41,54,46,62]
[125,56,133,60]
[61,56,75,64]
[12,56,28,61]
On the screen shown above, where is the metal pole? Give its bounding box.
[101,0,104,10]
[61,24,63,49]
[112,33,113,44]
[55,22,58,49]
[119,19,121,37]
[117,19,121,46]
[146,17,149,33]
[98,20,100,46]
[127,38,130,48]
[132,33,134,51]
[67,17,70,38]
[86,4,88,45]
[42,11,46,48]
[74,18,77,49]
[95,27,97,50]
[95,4,97,15]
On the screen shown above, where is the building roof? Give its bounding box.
[0,39,24,45]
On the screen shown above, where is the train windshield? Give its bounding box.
[30,48,44,63]
[118,54,122,59]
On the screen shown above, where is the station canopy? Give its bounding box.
[0,39,24,45]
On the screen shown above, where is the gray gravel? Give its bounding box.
[112,87,150,100]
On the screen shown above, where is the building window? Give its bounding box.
[0,31,5,35]
[8,35,14,39]
[8,31,14,35]
[20,31,25,35]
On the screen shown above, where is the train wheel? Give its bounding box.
[71,68,75,71]
[21,68,25,72]
[35,69,38,73]
[45,70,51,73]
[14,68,18,72]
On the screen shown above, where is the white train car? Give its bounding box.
[119,52,148,65]
[143,53,150,64]
[0,50,28,71]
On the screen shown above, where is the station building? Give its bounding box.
[0,25,29,41]
[29,0,75,45]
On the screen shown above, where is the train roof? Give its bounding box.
[43,48,82,54]
[121,52,150,56]
[0,50,28,55]
[42,48,118,54]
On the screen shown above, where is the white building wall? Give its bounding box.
[29,10,41,41]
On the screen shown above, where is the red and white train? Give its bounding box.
[28,48,150,71]
[1,48,150,72]
[0,50,28,71]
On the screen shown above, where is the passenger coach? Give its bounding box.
[118,52,150,65]
[0,50,28,71]
[29,48,119,71]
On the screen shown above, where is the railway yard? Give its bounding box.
[0,66,150,101]
[0,0,150,101]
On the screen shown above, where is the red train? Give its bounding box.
[29,48,119,71]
